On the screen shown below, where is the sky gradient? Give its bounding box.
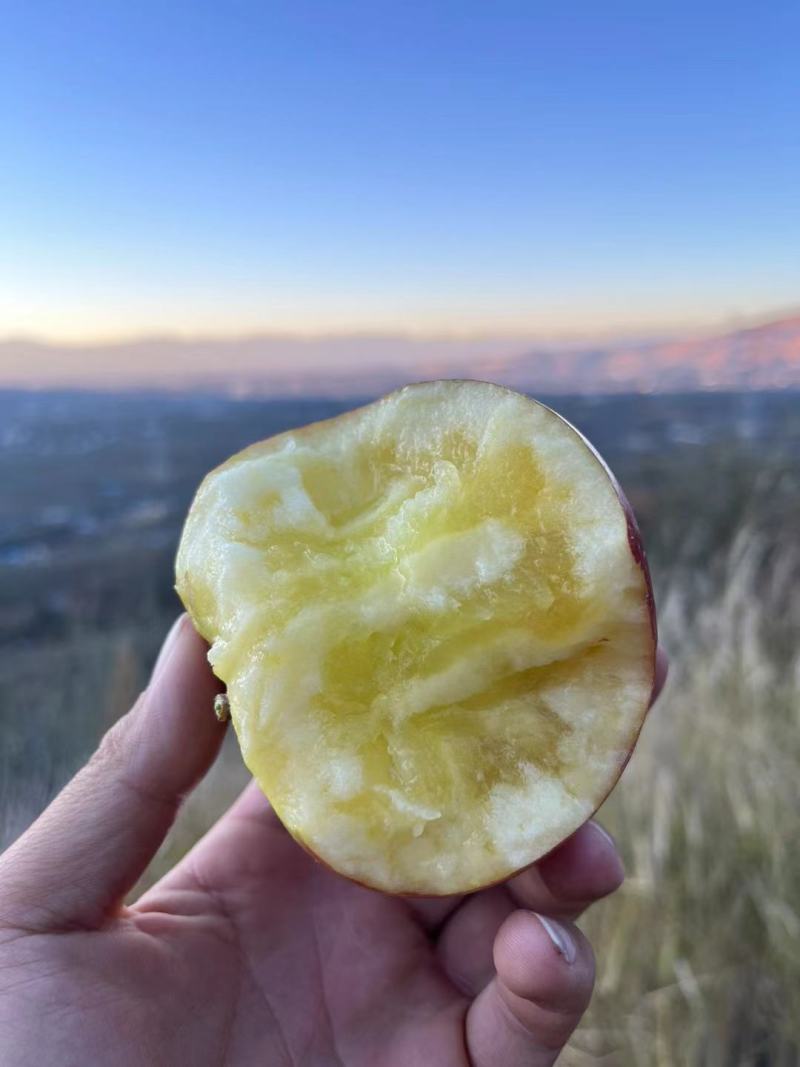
[2,1,798,342]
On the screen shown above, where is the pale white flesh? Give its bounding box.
[176,381,655,895]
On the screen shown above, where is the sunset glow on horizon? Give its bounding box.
[5,303,799,349]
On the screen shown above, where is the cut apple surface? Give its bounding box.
[176,380,656,895]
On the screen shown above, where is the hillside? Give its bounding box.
[1,314,799,394]
[475,315,800,393]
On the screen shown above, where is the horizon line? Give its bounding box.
[3,303,799,349]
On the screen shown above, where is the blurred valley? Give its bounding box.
[2,388,798,647]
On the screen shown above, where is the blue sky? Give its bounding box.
[1,1,798,340]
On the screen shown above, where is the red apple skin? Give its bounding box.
[201,381,659,898]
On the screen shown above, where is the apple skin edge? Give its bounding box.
[527,400,659,885]
[183,381,659,898]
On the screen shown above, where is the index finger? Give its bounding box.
[0,616,225,932]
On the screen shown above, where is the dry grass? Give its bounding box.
[569,531,800,1066]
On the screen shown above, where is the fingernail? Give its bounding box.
[589,820,617,850]
[534,913,577,965]
[151,615,186,682]
[589,820,626,888]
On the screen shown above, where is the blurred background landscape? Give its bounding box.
[2,1,799,1063]
[3,380,799,1065]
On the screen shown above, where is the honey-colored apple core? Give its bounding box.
[176,381,655,894]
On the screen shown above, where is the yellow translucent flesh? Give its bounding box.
[176,381,654,894]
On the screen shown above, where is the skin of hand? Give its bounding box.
[0,616,667,1067]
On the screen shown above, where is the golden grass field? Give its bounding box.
[568,530,800,1065]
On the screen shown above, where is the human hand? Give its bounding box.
[0,616,666,1066]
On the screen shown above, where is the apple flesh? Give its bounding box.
[176,380,656,895]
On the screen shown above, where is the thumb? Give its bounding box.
[466,909,595,1066]
[0,615,225,932]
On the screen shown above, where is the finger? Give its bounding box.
[0,615,225,931]
[439,819,621,990]
[404,893,465,933]
[466,909,595,1067]
[436,887,514,995]
[507,819,624,918]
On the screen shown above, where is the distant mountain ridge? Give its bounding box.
[467,315,800,393]
[1,314,799,394]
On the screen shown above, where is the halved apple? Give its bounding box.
[176,380,656,895]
